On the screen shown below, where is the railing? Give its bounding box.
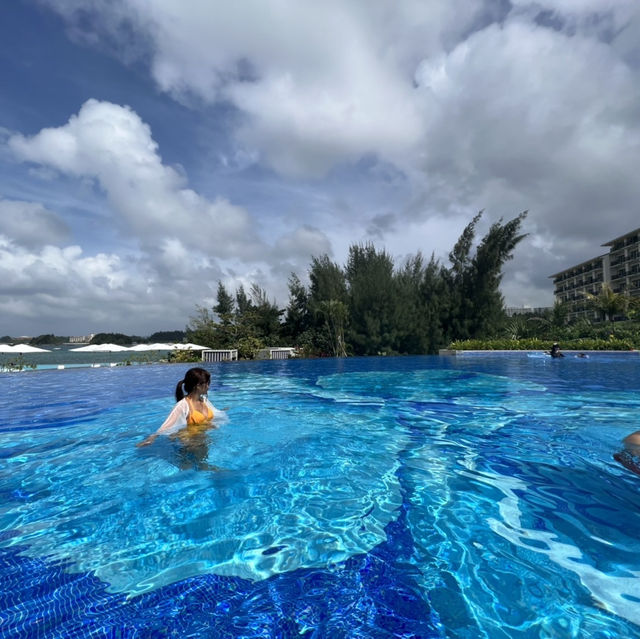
[256,348,296,360]
[611,271,628,281]
[201,349,238,362]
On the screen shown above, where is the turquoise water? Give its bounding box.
[1,354,640,637]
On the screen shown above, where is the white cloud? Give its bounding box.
[0,199,71,248]
[8,99,264,259]
[272,226,332,262]
[0,234,220,334]
[0,236,121,308]
[4,0,640,334]
[410,16,640,299]
[2,100,341,333]
[40,0,495,177]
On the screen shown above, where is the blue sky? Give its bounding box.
[1,0,639,337]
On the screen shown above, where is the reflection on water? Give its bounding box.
[171,423,221,472]
[1,354,640,636]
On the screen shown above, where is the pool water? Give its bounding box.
[1,354,640,637]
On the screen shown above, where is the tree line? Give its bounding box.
[187,211,529,357]
[20,331,187,346]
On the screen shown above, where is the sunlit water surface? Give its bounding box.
[1,354,639,637]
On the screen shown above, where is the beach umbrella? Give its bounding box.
[70,344,102,352]
[126,344,148,352]
[129,343,173,351]
[0,344,15,353]
[8,344,51,353]
[70,343,130,352]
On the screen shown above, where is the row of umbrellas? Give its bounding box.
[0,343,208,354]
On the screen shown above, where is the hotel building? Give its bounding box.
[550,228,640,322]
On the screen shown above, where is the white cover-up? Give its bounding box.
[156,397,224,435]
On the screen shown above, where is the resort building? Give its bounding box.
[69,333,96,343]
[550,228,640,322]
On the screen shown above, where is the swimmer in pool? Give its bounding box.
[549,342,564,358]
[137,367,223,448]
[613,431,640,476]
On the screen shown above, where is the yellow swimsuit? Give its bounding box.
[186,398,214,425]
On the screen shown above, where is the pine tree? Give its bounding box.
[282,273,311,343]
[308,255,348,356]
[213,281,236,346]
[345,243,397,355]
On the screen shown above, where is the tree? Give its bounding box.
[235,285,252,318]
[315,300,348,357]
[467,212,528,337]
[439,211,528,341]
[214,281,235,322]
[439,213,482,341]
[148,330,186,342]
[585,284,629,323]
[249,283,283,344]
[345,243,398,355]
[182,211,531,357]
[308,255,348,355]
[524,301,569,338]
[282,273,311,343]
[419,255,447,353]
[393,254,428,354]
[186,306,217,347]
[30,334,66,346]
[91,332,133,345]
[213,281,236,346]
[550,300,569,328]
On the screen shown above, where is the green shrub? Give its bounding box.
[237,336,265,360]
[168,349,201,363]
[449,337,637,351]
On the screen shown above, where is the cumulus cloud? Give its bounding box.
[411,11,640,298]
[8,99,264,259]
[0,234,222,334]
[5,0,640,332]
[2,100,339,332]
[40,0,496,176]
[0,199,70,248]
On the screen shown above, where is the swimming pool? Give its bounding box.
[1,354,639,637]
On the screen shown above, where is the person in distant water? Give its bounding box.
[137,367,222,449]
[614,431,640,476]
[549,342,564,358]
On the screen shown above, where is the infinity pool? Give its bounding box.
[1,354,639,637]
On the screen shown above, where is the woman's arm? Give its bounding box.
[206,397,229,421]
[136,400,189,447]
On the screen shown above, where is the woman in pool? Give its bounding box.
[549,342,564,358]
[613,431,640,476]
[137,367,222,448]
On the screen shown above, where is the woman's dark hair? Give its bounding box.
[175,367,211,402]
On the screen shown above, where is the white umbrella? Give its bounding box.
[0,344,16,353]
[70,343,130,352]
[129,343,173,351]
[8,344,51,353]
[172,343,208,350]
